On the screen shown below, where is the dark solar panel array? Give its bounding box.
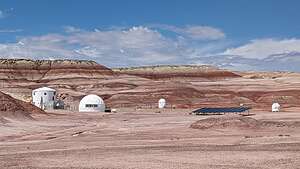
[193,107,251,115]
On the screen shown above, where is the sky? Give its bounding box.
[1,0,300,71]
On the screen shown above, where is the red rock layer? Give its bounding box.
[0,59,114,82]
[114,65,240,80]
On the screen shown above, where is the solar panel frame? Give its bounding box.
[193,107,251,115]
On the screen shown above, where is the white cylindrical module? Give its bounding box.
[32,87,56,110]
[272,102,280,112]
[79,94,105,112]
[158,98,166,109]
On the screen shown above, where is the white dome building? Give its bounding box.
[32,87,56,110]
[79,94,105,112]
[158,98,166,109]
[272,102,280,112]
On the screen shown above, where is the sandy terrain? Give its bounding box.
[1,109,300,169]
[1,59,300,168]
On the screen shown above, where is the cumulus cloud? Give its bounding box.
[0,8,13,19]
[179,26,225,40]
[2,25,300,72]
[0,10,4,18]
[152,24,225,40]
[0,26,197,67]
[222,39,300,59]
[63,26,82,33]
[196,38,300,71]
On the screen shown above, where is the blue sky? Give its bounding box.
[1,0,300,71]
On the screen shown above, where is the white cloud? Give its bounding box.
[2,25,300,72]
[0,25,227,65]
[0,10,4,18]
[195,38,300,71]
[180,26,225,40]
[0,29,23,33]
[152,24,225,40]
[75,46,103,57]
[222,39,300,59]
[0,8,13,19]
[63,26,81,33]
[0,26,193,67]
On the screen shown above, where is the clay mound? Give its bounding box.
[191,115,300,130]
[113,65,240,80]
[259,120,300,128]
[190,115,260,130]
[0,91,45,123]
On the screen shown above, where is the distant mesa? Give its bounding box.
[113,65,240,79]
[0,59,239,81]
[0,58,114,82]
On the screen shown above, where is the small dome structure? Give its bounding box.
[158,98,166,109]
[32,87,56,110]
[272,102,280,112]
[79,94,105,112]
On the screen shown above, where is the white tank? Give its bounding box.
[32,87,56,110]
[158,98,166,109]
[272,103,280,112]
[79,94,105,112]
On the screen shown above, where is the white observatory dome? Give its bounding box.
[79,94,105,112]
[158,98,166,109]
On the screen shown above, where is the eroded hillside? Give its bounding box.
[1,59,300,110]
[0,59,113,82]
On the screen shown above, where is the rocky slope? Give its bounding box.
[0,59,113,82]
[0,91,45,124]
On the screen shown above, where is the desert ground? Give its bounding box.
[1,59,300,169]
[1,108,300,169]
